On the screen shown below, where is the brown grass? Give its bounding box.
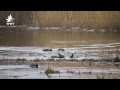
[0,11,120,29]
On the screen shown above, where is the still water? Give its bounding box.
[0,27,120,60]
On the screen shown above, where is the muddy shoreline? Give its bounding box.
[0,59,120,79]
[0,59,120,69]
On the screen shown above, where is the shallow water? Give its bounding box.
[0,28,120,79]
[0,65,120,79]
[0,27,120,60]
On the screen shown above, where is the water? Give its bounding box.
[0,65,120,79]
[0,27,120,60]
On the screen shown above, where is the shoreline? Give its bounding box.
[0,59,120,69]
[0,59,120,79]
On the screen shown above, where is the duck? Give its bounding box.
[43,49,52,51]
[58,53,65,58]
[70,53,74,58]
[58,49,65,52]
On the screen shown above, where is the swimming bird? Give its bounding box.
[58,49,65,52]
[58,53,65,58]
[43,49,52,51]
[70,53,74,58]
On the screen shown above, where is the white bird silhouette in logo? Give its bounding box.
[6,14,15,23]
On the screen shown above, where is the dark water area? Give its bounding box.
[0,28,120,48]
[0,27,120,60]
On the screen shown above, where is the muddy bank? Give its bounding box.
[0,59,120,79]
[0,59,120,69]
[0,64,120,79]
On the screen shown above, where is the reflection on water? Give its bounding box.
[0,27,120,60]
[0,27,120,47]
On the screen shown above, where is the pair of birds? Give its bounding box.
[58,53,74,58]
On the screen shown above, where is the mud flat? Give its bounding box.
[0,59,120,79]
[0,59,120,68]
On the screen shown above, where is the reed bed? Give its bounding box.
[0,11,120,29]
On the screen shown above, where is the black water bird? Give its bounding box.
[51,56,59,58]
[58,49,65,52]
[70,53,74,58]
[43,49,52,51]
[30,64,39,68]
[58,53,65,58]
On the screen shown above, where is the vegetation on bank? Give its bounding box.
[45,67,60,76]
[16,58,27,61]
[97,74,105,79]
[113,55,120,62]
[0,11,120,29]
[0,55,120,62]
